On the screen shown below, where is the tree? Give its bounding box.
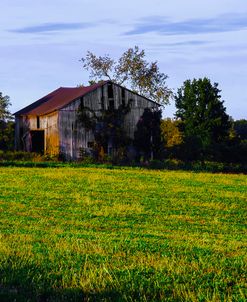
[233,119,247,141]
[175,78,231,160]
[0,92,14,150]
[161,118,183,148]
[134,108,162,161]
[220,119,247,164]
[160,118,184,159]
[81,46,172,105]
[0,92,12,121]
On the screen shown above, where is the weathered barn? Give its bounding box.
[15,81,159,160]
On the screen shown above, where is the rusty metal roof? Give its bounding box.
[15,81,107,116]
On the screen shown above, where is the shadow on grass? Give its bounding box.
[0,262,125,302]
[0,287,124,302]
[0,261,172,302]
[0,253,243,301]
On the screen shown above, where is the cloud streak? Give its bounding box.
[160,40,209,47]
[125,14,247,36]
[9,22,95,34]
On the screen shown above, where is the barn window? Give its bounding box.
[37,116,40,129]
[107,84,114,98]
[108,84,114,110]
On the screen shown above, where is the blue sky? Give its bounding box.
[1,0,247,119]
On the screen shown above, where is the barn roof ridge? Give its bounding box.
[14,80,159,116]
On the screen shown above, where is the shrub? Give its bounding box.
[0,151,59,162]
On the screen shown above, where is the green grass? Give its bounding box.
[0,167,246,301]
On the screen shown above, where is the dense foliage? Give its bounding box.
[219,119,247,164]
[134,108,162,161]
[0,92,14,151]
[0,120,14,150]
[160,118,183,148]
[233,119,247,140]
[174,78,231,161]
[0,92,12,121]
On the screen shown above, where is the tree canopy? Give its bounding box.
[0,92,14,150]
[81,46,172,105]
[160,118,183,148]
[0,92,12,122]
[233,119,247,141]
[175,78,231,159]
[134,108,162,161]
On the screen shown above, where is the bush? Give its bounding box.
[0,151,35,161]
[0,151,59,162]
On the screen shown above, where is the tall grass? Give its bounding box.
[0,167,246,301]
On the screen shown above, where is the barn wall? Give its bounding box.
[58,98,95,160]
[111,84,159,138]
[42,113,59,155]
[14,116,20,150]
[15,112,59,155]
[15,115,32,151]
[58,83,159,160]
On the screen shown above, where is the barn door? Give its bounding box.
[31,130,44,154]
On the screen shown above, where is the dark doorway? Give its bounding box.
[31,130,44,154]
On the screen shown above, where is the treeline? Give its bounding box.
[133,78,246,165]
[160,117,247,164]
[158,78,247,165]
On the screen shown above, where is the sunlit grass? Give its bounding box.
[0,167,246,301]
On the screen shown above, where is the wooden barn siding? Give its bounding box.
[15,113,59,154]
[58,83,159,160]
[14,116,21,150]
[113,85,159,138]
[58,88,101,160]
[15,115,32,151]
[42,113,59,155]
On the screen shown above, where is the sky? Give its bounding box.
[1,0,247,119]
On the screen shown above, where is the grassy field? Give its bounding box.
[0,166,246,301]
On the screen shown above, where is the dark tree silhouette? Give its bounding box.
[134,108,162,161]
